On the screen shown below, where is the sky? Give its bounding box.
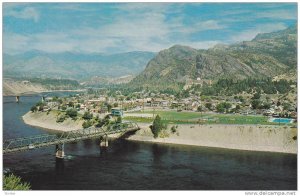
[3,2,297,54]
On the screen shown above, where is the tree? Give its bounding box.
[35,101,46,111]
[68,101,74,108]
[95,114,100,121]
[95,115,111,127]
[82,120,93,128]
[107,104,112,112]
[197,105,204,112]
[251,99,261,109]
[56,115,66,123]
[205,103,212,110]
[95,119,105,128]
[239,96,244,103]
[216,102,232,113]
[252,92,261,100]
[66,108,78,118]
[30,106,38,112]
[3,174,31,190]
[150,115,166,138]
[116,116,122,123]
[283,103,292,111]
[171,125,178,134]
[82,111,93,120]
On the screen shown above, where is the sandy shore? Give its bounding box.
[22,111,297,154]
[22,111,124,138]
[128,124,297,154]
[23,111,84,132]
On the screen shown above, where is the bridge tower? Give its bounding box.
[100,135,108,147]
[56,143,65,159]
[16,96,20,103]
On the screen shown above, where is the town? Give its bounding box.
[30,79,297,129]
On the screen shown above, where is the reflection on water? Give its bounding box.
[3,95,297,190]
[55,158,65,175]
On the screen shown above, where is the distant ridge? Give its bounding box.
[3,51,156,80]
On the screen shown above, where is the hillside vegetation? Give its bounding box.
[130,25,297,90]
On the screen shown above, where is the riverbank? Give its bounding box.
[22,111,297,154]
[23,111,84,132]
[22,111,123,138]
[4,89,86,96]
[128,123,297,154]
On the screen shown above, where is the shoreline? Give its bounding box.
[127,124,297,154]
[4,89,86,96]
[23,111,84,132]
[22,111,297,154]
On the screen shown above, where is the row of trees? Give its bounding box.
[200,78,294,96]
[31,101,47,112]
[28,78,80,89]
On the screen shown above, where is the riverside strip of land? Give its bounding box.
[22,110,297,154]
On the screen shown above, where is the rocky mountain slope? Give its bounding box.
[130,25,297,90]
[3,79,46,96]
[81,75,134,87]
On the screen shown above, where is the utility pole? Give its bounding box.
[143,97,145,112]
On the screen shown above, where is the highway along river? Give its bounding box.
[3,94,297,190]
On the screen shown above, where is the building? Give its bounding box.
[111,108,123,116]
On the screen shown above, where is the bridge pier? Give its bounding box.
[55,143,65,159]
[16,96,20,103]
[100,135,108,147]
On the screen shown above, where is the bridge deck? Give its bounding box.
[3,122,139,154]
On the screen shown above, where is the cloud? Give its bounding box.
[174,20,226,34]
[255,9,297,20]
[5,6,39,22]
[3,33,30,54]
[3,3,296,54]
[230,23,288,43]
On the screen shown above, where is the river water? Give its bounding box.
[3,94,297,190]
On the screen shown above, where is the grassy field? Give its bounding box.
[124,110,295,126]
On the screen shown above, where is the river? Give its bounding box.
[3,94,297,190]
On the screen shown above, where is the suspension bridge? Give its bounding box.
[3,122,140,158]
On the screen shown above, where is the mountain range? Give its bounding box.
[130,25,297,90]
[3,25,297,90]
[3,51,156,80]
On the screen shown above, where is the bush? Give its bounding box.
[216,102,231,113]
[30,106,38,112]
[205,103,212,110]
[116,116,122,123]
[251,99,261,109]
[3,174,31,190]
[56,115,66,123]
[82,111,93,120]
[66,108,78,118]
[82,120,93,128]
[171,125,178,134]
[95,120,105,128]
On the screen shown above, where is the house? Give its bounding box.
[161,100,169,108]
[151,98,162,107]
[111,108,123,116]
[47,101,58,108]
